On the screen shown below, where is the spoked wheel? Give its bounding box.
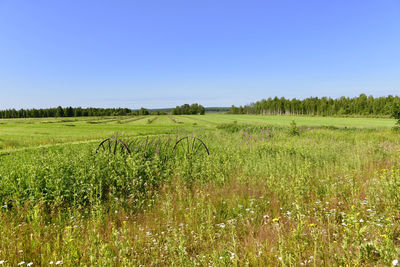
[173,136,209,158]
[128,136,152,153]
[96,138,131,155]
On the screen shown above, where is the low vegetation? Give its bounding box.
[0,115,399,265]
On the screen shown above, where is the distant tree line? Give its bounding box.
[229,94,400,117]
[0,106,155,119]
[171,103,205,115]
[205,107,230,113]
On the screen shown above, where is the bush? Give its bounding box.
[392,102,400,125]
[288,120,300,136]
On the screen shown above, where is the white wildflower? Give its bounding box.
[393,259,399,266]
[217,223,226,228]
[18,262,25,266]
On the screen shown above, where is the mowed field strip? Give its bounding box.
[0,114,395,151]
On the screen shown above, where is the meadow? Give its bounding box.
[0,114,399,266]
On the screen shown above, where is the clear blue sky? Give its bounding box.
[0,0,399,109]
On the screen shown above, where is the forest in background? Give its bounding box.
[0,104,208,118]
[1,94,400,119]
[229,94,400,117]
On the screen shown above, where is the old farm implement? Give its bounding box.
[96,136,209,159]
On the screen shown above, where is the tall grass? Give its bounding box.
[0,125,399,265]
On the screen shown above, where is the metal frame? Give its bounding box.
[173,136,209,156]
[96,136,209,158]
[96,137,131,155]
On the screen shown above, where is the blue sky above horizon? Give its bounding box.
[0,0,399,109]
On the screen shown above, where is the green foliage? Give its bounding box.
[288,120,300,136]
[56,106,64,117]
[139,107,149,116]
[229,94,400,116]
[172,103,205,115]
[392,101,400,125]
[0,106,136,118]
[146,117,157,124]
[217,123,278,137]
[0,146,169,211]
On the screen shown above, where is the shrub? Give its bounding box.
[392,101,400,125]
[288,120,300,136]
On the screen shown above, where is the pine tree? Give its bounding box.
[56,106,64,117]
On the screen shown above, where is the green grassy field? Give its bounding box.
[0,114,399,265]
[0,114,394,151]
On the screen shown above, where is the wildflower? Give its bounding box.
[0,261,7,265]
[230,252,235,260]
[272,218,279,223]
[309,223,316,227]
[227,219,236,224]
[393,259,399,266]
[55,261,63,265]
[18,262,25,266]
[49,262,53,265]
[27,263,33,267]
[217,223,226,228]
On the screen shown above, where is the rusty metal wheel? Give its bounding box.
[173,136,209,158]
[96,138,131,155]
